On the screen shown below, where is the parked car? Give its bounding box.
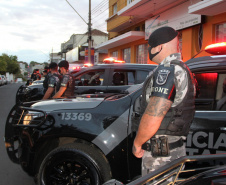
[16,63,156,104]
[4,43,226,184]
[103,153,226,185]
[0,74,3,86]
[1,75,7,85]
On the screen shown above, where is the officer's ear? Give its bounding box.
[150,45,162,54]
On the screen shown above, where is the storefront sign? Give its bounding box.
[145,0,201,40]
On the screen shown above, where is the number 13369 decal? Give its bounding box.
[61,112,92,121]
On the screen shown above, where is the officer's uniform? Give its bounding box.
[141,53,196,180]
[60,72,75,97]
[47,73,61,98]
[43,72,51,93]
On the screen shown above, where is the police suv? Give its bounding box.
[16,61,155,103]
[4,43,226,184]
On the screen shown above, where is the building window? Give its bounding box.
[127,0,134,5]
[123,48,131,63]
[112,51,118,59]
[136,44,148,64]
[216,22,226,43]
[113,3,117,14]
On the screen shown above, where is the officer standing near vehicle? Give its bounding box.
[43,66,51,94]
[132,27,196,180]
[42,63,61,100]
[52,60,75,99]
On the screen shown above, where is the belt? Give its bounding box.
[169,138,184,150]
[142,138,184,151]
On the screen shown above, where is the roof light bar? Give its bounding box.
[205,42,226,55]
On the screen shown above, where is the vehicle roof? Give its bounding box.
[186,55,226,72]
[82,63,156,70]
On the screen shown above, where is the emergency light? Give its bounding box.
[103,57,125,64]
[83,63,93,67]
[205,42,226,55]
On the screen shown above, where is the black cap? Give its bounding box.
[58,60,69,70]
[148,27,178,48]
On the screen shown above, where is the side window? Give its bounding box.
[215,74,226,110]
[137,70,149,84]
[75,70,105,86]
[195,73,218,110]
[112,70,135,86]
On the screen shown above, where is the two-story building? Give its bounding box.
[59,29,108,64]
[96,0,226,64]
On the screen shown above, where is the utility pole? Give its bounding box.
[88,0,92,63]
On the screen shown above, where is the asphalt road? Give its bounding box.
[0,83,35,185]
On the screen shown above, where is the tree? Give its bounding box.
[0,59,7,74]
[29,61,39,67]
[0,53,20,74]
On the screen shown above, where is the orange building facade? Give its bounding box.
[96,0,226,64]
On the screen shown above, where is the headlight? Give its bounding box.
[25,87,31,93]
[23,111,45,125]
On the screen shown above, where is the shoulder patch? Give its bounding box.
[156,69,171,85]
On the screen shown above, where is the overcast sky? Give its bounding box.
[0,0,108,64]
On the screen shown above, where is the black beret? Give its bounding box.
[148,27,178,47]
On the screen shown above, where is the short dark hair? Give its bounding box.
[49,62,58,70]
[58,60,69,70]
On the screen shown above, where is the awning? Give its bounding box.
[188,0,226,16]
[95,31,145,50]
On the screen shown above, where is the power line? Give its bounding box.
[65,0,88,25]
[92,0,108,14]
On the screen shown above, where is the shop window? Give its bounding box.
[122,48,131,63]
[136,44,148,64]
[112,51,118,59]
[113,3,117,15]
[216,22,226,43]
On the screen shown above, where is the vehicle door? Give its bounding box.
[74,68,109,94]
[106,68,150,93]
[187,71,226,160]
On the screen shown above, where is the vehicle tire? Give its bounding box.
[37,142,112,185]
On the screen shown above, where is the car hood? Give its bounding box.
[31,97,104,111]
[28,84,43,89]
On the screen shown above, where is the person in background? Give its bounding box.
[43,66,51,94]
[132,27,196,183]
[42,63,61,100]
[52,60,75,99]
[35,69,41,80]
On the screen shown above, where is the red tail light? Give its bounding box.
[205,42,226,55]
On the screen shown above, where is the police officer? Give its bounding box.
[43,66,51,93]
[52,60,75,98]
[30,69,37,81]
[42,62,61,99]
[132,27,196,181]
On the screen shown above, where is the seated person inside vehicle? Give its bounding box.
[75,71,104,86]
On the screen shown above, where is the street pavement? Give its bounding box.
[0,83,35,185]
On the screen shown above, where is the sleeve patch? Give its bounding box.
[151,65,175,101]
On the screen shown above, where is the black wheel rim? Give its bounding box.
[41,151,100,185]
